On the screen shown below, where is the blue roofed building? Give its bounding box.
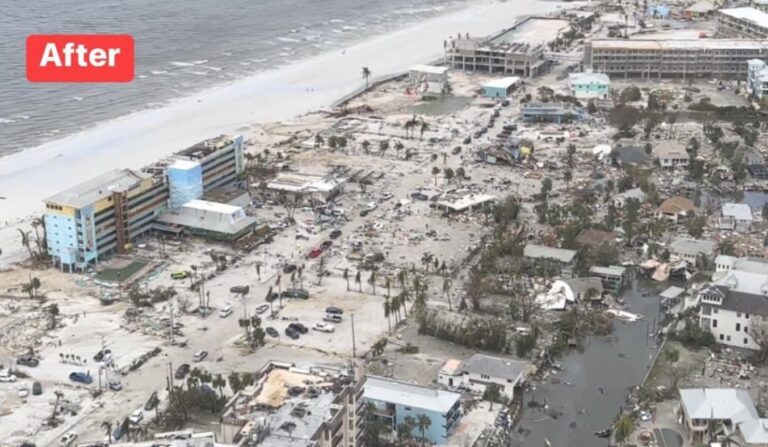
[364,375,462,444]
[521,103,580,124]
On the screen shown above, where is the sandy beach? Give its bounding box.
[0,0,565,267]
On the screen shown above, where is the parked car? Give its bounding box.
[170,271,188,280]
[285,327,300,339]
[320,240,333,250]
[265,327,279,338]
[129,409,144,425]
[0,371,17,383]
[325,306,343,315]
[32,381,42,395]
[255,304,270,314]
[282,264,297,274]
[112,424,125,441]
[16,354,39,367]
[289,323,309,334]
[329,229,342,239]
[59,432,78,446]
[229,285,250,295]
[266,292,280,302]
[18,386,29,398]
[281,288,309,299]
[109,381,123,391]
[93,349,112,362]
[68,372,92,385]
[323,314,342,323]
[144,391,159,411]
[308,247,323,258]
[174,363,191,380]
[359,209,370,217]
[219,305,233,318]
[313,322,335,333]
[192,351,208,362]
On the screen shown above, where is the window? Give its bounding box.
[712,320,718,328]
[727,335,731,342]
[736,323,741,331]
[737,313,742,318]
[404,407,412,411]
[746,314,750,319]
[720,334,725,340]
[745,338,749,345]
[714,308,718,314]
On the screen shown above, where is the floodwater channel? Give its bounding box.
[510,281,664,447]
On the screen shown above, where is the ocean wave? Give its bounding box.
[193,60,208,64]
[138,74,148,79]
[72,96,84,101]
[17,115,31,120]
[277,36,300,43]
[151,70,169,75]
[222,52,233,56]
[202,66,222,72]
[170,61,195,67]
[189,71,209,75]
[329,19,345,23]
[0,118,14,124]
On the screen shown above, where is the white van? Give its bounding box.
[218,305,233,318]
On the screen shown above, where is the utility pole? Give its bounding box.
[169,299,174,346]
[101,335,109,389]
[351,313,357,358]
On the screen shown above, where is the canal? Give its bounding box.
[510,282,664,447]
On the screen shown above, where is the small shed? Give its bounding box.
[482,77,521,98]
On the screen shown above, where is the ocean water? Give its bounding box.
[0,0,467,157]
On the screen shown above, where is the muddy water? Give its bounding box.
[510,283,663,447]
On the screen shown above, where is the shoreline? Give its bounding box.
[0,0,568,267]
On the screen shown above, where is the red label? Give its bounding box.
[26,34,134,83]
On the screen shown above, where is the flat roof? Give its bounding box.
[669,238,716,256]
[176,134,239,160]
[183,199,242,214]
[660,286,685,299]
[524,244,577,263]
[722,203,753,221]
[436,193,496,211]
[490,17,570,47]
[364,376,460,414]
[589,265,626,276]
[483,77,521,89]
[45,169,151,208]
[169,159,202,170]
[590,38,768,50]
[719,7,768,29]
[461,354,528,381]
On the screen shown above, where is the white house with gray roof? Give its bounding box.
[679,388,768,445]
[669,238,716,265]
[523,244,578,278]
[437,354,530,400]
[720,202,754,231]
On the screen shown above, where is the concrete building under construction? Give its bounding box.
[584,38,768,79]
[445,17,570,77]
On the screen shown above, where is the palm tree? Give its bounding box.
[31,218,45,256]
[314,134,324,148]
[266,285,274,315]
[18,229,34,260]
[212,373,226,397]
[355,270,362,293]
[298,265,304,289]
[403,121,414,139]
[564,169,573,191]
[419,120,430,141]
[361,66,372,90]
[343,268,350,291]
[385,276,391,298]
[361,140,371,154]
[455,167,465,184]
[443,278,453,312]
[276,274,283,308]
[431,166,440,186]
[383,299,392,333]
[416,414,432,446]
[368,270,377,295]
[101,421,113,444]
[379,140,389,155]
[613,414,635,443]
